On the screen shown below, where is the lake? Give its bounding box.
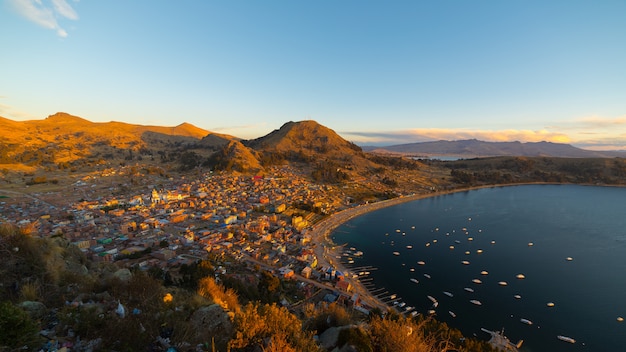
[331,184,626,351]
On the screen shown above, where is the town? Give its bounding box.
[0,164,396,315]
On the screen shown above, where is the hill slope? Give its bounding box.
[0,112,235,166]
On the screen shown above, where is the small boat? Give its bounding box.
[514,294,522,299]
[443,291,453,297]
[566,257,573,261]
[389,294,397,300]
[516,274,525,279]
[528,242,534,246]
[491,240,496,244]
[472,278,482,284]
[449,245,455,250]
[618,317,624,322]
[498,281,508,286]
[395,229,401,233]
[427,295,438,303]
[468,237,474,241]
[410,278,419,284]
[428,309,436,315]
[547,302,555,307]
[417,261,426,265]
[455,240,461,244]
[465,251,471,255]
[406,245,413,249]
[404,306,414,312]
[557,335,576,344]
[433,301,439,308]
[433,239,438,243]
[520,318,533,325]
[481,270,489,275]
[464,287,475,293]
[393,251,400,256]
[476,249,483,254]
[462,260,470,265]
[425,242,431,247]
[410,311,419,317]
[449,311,456,318]
[424,273,431,279]
[398,302,406,308]
[470,299,482,306]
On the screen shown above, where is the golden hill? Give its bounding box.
[0,112,234,166]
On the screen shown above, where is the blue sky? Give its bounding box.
[1,0,625,149]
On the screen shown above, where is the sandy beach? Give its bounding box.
[310,190,457,311]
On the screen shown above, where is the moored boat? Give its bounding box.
[520,318,533,325]
[470,299,482,306]
[557,335,576,344]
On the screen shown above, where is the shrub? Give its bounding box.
[0,301,41,349]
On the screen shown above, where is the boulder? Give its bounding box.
[19,300,47,319]
[113,268,132,282]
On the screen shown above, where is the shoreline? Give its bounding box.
[309,182,621,312]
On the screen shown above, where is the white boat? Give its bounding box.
[389,294,397,300]
[443,291,453,297]
[406,245,413,249]
[514,294,522,299]
[464,287,474,293]
[410,278,419,284]
[417,261,426,265]
[462,260,470,265]
[557,335,576,344]
[424,273,431,279]
[425,242,431,247]
[470,299,482,306]
[528,242,534,246]
[476,249,483,254]
[520,318,533,325]
[433,239,438,243]
[398,302,406,308]
[481,270,489,275]
[472,278,482,284]
[449,245,455,249]
[428,309,436,315]
[449,310,456,318]
[566,257,573,261]
[427,295,437,303]
[498,281,508,286]
[516,274,525,279]
[393,251,400,256]
[410,311,419,317]
[547,302,555,307]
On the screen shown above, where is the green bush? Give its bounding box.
[0,301,41,349]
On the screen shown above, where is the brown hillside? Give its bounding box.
[0,112,230,167]
[246,120,362,157]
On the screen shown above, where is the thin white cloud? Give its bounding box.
[51,0,78,20]
[8,0,79,37]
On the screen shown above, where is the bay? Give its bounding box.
[331,184,626,351]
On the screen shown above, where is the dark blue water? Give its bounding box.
[331,185,626,351]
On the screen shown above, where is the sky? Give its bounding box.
[1,0,625,150]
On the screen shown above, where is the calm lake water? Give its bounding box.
[331,185,626,351]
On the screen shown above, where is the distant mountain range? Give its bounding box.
[364,139,626,158]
